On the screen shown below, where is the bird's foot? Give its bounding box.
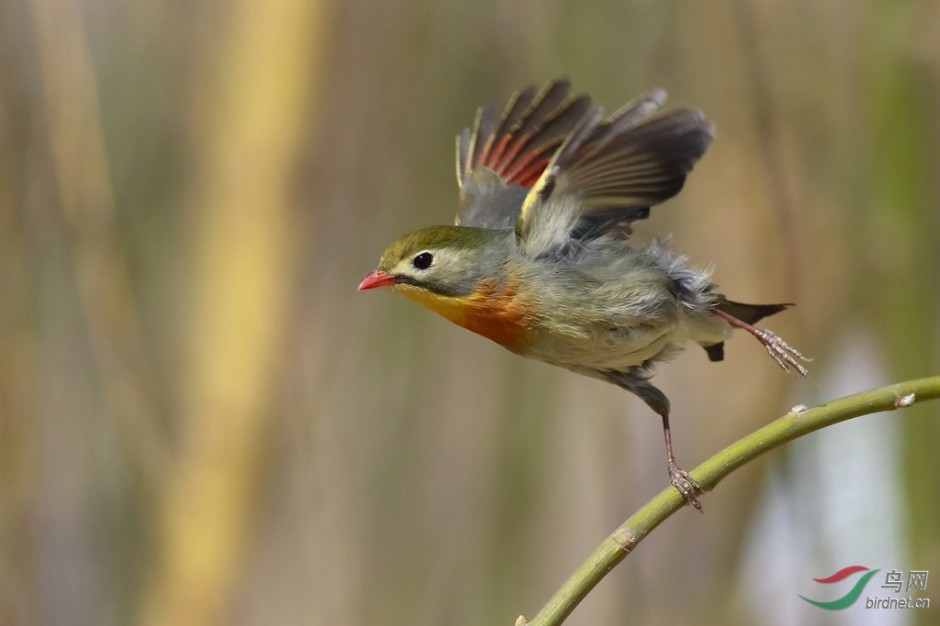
[710,308,811,377]
[668,460,703,512]
[752,327,811,377]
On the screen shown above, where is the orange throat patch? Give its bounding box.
[393,277,533,350]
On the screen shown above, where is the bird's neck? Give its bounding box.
[396,275,534,351]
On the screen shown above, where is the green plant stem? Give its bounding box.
[518,376,940,626]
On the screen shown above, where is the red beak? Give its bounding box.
[358,269,396,290]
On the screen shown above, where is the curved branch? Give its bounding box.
[517,376,940,626]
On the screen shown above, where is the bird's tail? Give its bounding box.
[713,297,791,325]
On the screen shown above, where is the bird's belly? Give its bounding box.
[524,321,678,370]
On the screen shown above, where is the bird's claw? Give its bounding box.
[668,461,703,512]
[754,328,811,377]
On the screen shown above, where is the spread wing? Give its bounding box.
[455,79,591,229]
[455,80,715,246]
[516,90,715,245]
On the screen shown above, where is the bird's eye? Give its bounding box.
[412,251,434,270]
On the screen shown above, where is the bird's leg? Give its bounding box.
[711,308,811,377]
[660,409,703,512]
[602,369,703,510]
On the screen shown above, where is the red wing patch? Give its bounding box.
[461,79,592,188]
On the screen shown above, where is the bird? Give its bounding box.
[358,79,808,510]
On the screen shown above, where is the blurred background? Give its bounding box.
[2,0,939,624]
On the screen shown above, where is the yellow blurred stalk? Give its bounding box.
[137,1,328,625]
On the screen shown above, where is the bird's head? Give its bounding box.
[358,225,532,348]
[358,225,505,298]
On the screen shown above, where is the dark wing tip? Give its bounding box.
[520,90,717,242]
